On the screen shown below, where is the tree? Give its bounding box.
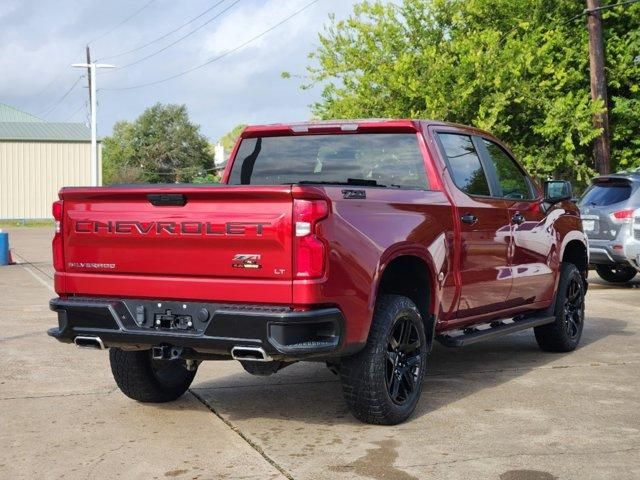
[102,103,213,184]
[218,124,247,152]
[301,0,640,187]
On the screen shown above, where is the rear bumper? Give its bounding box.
[588,236,640,270]
[48,297,354,361]
[588,245,629,265]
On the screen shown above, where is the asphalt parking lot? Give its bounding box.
[1,226,639,480]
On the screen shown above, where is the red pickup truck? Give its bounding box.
[49,119,588,424]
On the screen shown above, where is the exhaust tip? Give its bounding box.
[74,336,105,350]
[231,346,272,362]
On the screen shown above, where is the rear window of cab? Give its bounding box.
[228,133,428,189]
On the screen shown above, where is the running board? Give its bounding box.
[436,315,555,347]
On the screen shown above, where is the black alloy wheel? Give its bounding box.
[386,317,422,405]
[562,275,584,339]
[339,295,428,425]
[535,262,585,353]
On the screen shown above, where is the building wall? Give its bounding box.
[0,141,100,220]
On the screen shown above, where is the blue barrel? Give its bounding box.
[0,232,9,266]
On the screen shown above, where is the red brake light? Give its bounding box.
[293,199,328,279]
[610,209,634,223]
[52,200,64,271]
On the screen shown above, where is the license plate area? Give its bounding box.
[154,312,193,330]
[123,300,213,334]
[581,215,599,233]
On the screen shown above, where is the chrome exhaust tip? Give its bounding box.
[74,336,105,350]
[231,346,272,362]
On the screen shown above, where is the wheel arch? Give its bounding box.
[560,233,589,275]
[372,248,439,350]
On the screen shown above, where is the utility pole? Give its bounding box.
[72,60,115,187]
[85,46,92,106]
[586,0,611,175]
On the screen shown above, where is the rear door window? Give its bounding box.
[228,133,428,189]
[437,133,491,196]
[580,182,632,206]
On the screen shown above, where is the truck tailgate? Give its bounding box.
[57,185,293,302]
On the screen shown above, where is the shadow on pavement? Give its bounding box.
[179,316,630,425]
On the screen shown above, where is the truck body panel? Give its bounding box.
[49,119,587,360]
[56,185,294,304]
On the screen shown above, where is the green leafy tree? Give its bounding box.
[218,124,247,152]
[300,0,640,187]
[103,103,213,184]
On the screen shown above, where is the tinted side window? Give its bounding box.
[438,133,491,196]
[482,139,534,200]
[580,183,632,206]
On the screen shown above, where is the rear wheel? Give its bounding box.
[535,263,585,352]
[109,348,197,403]
[595,264,637,283]
[340,295,427,425]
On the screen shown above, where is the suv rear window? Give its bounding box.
[580,182,632,207]
[228,133,428,189]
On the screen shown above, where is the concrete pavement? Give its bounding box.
[1,227,639,479]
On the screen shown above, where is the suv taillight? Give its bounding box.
[610,209,634,223]
[52,200,64,271]
[293,199,328,279]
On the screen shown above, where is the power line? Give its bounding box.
[40,76,83,118]
[117,0,240,70]
[32,53,85,102]
[99,0,229,61]
[588,0,640,12]
[103,0,321,91]
[23,1,155,118]
[30,0,157,111]
[64,100,88,122]
[87,0,158,45]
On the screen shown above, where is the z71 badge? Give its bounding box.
[232,254,262,269]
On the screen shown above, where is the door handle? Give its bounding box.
[461,213,478,225]
[512,212,525,225]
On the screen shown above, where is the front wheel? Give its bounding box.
[340,295,427,425]
[534,263,585,352]
[109,348,197,403]
[595,264,637,283]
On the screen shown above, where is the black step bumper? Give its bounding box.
[48,297,349,361]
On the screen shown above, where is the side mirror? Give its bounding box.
[544,180,573,203]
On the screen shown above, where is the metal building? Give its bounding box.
[0,103,100,220]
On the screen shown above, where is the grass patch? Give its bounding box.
[0,220,54,228]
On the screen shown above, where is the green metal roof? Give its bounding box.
[0,122,91,142]
[0,103,91,142]
[0,103,44,123]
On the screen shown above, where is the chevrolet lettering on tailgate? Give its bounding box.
[74,220,271,236]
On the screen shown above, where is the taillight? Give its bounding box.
[293,199,328,279]
[52,200,64,271]
[610,209,634,223]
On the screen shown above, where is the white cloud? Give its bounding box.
[0,0,361,139]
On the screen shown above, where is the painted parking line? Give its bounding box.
[20,264,54,293]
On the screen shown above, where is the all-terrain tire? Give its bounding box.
[109,348,196,403]
[595,264,637,283]
[340,295,427,425]
[534,263,585,352]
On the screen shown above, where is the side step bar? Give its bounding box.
[436,315,555,348]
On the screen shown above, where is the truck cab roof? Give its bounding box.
[241,119,494,138]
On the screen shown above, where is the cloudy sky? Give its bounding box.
[0,0,363,141]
